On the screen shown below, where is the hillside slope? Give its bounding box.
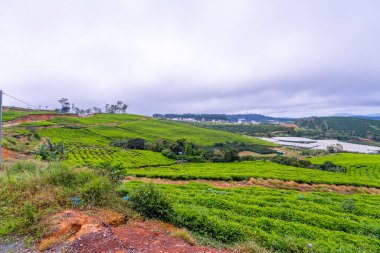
[16,113,275,147]
[296,116,380,141]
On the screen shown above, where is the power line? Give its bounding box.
[3,92,39,109]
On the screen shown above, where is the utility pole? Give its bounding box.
[0,90,2,163]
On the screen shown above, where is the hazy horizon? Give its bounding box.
[1,0,380,117]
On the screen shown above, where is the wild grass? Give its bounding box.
[0,161,131,238]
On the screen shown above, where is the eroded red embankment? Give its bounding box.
[40,209,229,253]
[4,113,80,126]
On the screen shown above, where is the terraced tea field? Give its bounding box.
[120,181,380,252]
[65,145,175,168]
[5,113,273,170]
[28,115,275,147]
[309,153,380,181]
[128,161,380,188]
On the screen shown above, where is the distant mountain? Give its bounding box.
[332,113,355,117]
[332,113,380,121]
[153,113,294,123]
[352,115,380,121]
[367,113,380,117]
[225,114,293,123]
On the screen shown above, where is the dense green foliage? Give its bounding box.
[296,117,380,141]
[213,141,276,154]
[35,139,71,161]
[194,123,294,137]
[128,183,173,220]
[249,156,347,173]
[110,137,268,163]
[128,161,380,187]
[120,182,380,252]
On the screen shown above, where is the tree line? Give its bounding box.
[57,98,128,115]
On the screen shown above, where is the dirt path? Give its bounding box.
[39,209,229,253]
[126,177,380,194]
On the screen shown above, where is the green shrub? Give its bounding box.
[79,177,114,206]
[44,163,78,187]
[98,162,126,183]
[110,138,148,150]
[35,139,71,161]
[129,183,173,220]
[317,161,346,173]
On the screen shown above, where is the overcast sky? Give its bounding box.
[1,0,380,117]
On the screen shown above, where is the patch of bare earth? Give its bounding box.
[2,147,27,161]
[126,177,380,195]
[39,209,229,253]
[3,114,80,127]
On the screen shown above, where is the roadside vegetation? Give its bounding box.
[0,161,131,238]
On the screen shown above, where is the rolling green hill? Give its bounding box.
[19,114,275,147]
[4,111,275,170]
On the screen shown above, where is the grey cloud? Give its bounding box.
[1,0,380,117]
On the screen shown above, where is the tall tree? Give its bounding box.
[58,98,71,114]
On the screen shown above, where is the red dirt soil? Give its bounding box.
[40,209,229,253]
[3,113,80,127]
[2,147,26,161]
[126,177,380,195]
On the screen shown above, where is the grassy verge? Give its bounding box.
[0,161,132,239]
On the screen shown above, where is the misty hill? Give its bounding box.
[332,113,380,121]
[295,116,380,141]
[153,113,293,123]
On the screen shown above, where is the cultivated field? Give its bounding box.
[2,110,380,252]
[128,161,380,188]
[120,181,380,252]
